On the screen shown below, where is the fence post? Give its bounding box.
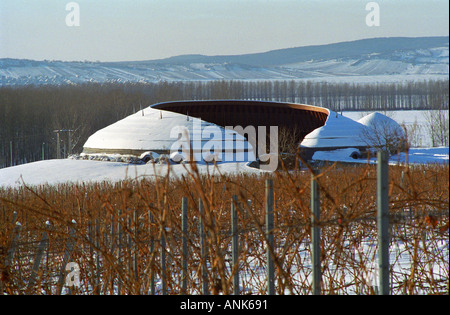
[118,209,123,294]
[108,214,115,294]
[231,195,239,295]
[5,220,22,269]
[377,150,390,295]
[127,215,133,285]
[265,179,275,295]
[148,210,155,295]
[133,209,138,283]
[199,198,209,295]
[181,197,188,294]
[1,213,20,294]
[94,218,101,294]
[56,223,76,295]
[27,231,49,292]
[311,172,321,295]
[160,230,167,295]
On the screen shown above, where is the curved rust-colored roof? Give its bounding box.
[82,100,330,161]
[152,100,329,142]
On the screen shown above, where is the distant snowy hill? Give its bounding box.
[1,36,448,86]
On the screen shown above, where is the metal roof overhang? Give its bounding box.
[151,100,329,144]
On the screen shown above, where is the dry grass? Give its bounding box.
[0,161,448,295]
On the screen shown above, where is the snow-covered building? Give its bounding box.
[299,112,369,158]
[300,111,407,160]
[82,100,403,164]
[82,100,328,164]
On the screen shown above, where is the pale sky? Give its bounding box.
[0,0,448,62]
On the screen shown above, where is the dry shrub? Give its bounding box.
[0,161,448,295]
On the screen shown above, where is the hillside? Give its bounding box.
[0,36,448,86]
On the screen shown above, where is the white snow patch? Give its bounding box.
[312,147,448,164]
[0,159,262,188]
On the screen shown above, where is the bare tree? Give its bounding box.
[402,119,424,148]
[277,126,303,168]
[425,108,449,147]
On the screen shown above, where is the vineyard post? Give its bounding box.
[56,224,76,295]
[265,179,275,295]
[311,172,321,295]
[181,197,188,294]
[5,217,21,269]
[2,215,22,294]
[27,231,49,292]
[231,195,239,295]
[199,198,209,295]
[133,210,138,282]
[148,210,155,295]
[118,209,123,294]
[109,214,115,294]
[377,150,390,295]
[160,227,167,295]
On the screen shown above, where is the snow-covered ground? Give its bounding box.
[0,159,262,188]
[312,147,449,164]
[0,146,447,189]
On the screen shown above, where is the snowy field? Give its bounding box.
[0,159,262,188]
[0,146,447,189]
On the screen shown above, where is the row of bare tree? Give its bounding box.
[1,79,448,168]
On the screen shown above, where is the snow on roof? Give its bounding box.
[300,110,370,148]
[357,112,405,137]
[82,106,254,161]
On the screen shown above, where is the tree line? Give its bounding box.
[1,79,448,168]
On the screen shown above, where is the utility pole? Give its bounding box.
[10,141,13,167]
[54,129,74,159]
[54,130,61,159]
[68,130,72,156]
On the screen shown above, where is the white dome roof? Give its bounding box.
[83,106,255,162]
[300,111,369,148]
[357,112,405,137]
